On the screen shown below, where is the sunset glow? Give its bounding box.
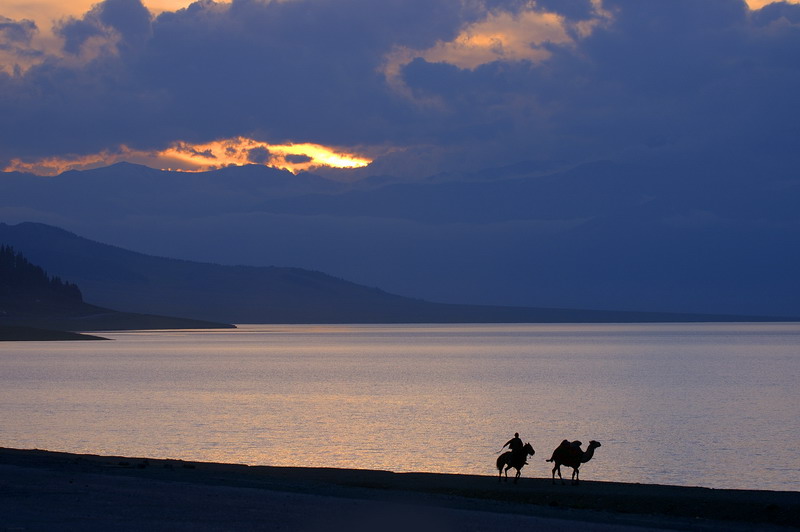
[382,3,609,97]
[1,0,207,29]
[3,137,372,176]
[417,10,571,70]
[0,0,224,74]
[2,0,800,505]
[745,0,800,8]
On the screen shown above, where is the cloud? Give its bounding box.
[0,16,44,74]
[284,154,312,165]
[3,137,372,175]
[247,146,271,164]
[382,1,611,99]
[1,0,799,177]
[388,0,800,170]
[0,16,37,44]
[0,0,463,165]
[747,0,800,8]
[388,9,570,72]
[52,0,151,61]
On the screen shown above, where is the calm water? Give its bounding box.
[1,323,798,491]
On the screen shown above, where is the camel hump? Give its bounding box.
[547,439,571,462]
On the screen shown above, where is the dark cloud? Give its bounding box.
[0,16,37,44]
[396,0,800,171]
[56,0,151,55]
[97,0,152,48]
[753,1,800,23]
[56,18,107,55]
[0,0,473,162]
[0,0,799,177]
[135,0,467,145]
[0,16,43,75]
[2,0,800,318]
[247,147,271,164]
[284,154,312,164]
[531,0,597,20]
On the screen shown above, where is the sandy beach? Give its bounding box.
[1,447,797,531]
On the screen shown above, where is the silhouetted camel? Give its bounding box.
[546,439,601,485]
[496,442,535,483]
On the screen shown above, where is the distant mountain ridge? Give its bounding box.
[0,241,233,332]
[3,159,798,317]
[1,244,83,304]
[0,222,792,324]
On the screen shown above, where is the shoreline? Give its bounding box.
[2,447,798,531]
[0,325,109,341]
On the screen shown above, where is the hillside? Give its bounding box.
[0,222,790,324]
[0,244,233,332]
[2,161,798,317]
[1,243,83,311]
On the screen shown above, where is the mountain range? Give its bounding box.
[1,156,798,318]
[0,221,791,325]
[0,240,233,335]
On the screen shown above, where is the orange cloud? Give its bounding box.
[0,0,218,74]
[382,1,611,98]
[412,10,570,70]
[3,137,372,176]
[2,0,202,29]
[746,0,800,8]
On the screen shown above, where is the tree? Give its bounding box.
[0,245,83,301]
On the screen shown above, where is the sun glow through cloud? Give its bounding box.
[0,0,228,74]
[3,137,372,176]
[745,0,800,8]
[381,0,798,99]
[382,1,611,98]
[414,10,571,70]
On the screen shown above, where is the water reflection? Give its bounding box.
[1,323,798,491]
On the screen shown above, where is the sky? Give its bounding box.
[1,0,800,317]
[1,0,799,177]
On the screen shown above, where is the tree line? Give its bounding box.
[0,245,83,302]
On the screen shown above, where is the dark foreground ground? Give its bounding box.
[1,448,797,531]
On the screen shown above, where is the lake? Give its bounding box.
[1,323,798,491]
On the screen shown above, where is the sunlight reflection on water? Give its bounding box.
[1,323,798,491]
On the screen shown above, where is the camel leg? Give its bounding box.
[552,464,564,485]
[572,467,579,485]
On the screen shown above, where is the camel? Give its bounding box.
[546,439,601,485]
[496,442,535,483]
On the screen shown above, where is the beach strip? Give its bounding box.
[1,447,797,531]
